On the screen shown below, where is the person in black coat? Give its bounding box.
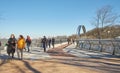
[48,38,51,48]
[52,37,55,48]
[7,34,16,58]
[41,36,47,52]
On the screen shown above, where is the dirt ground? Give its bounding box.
[0,57,120,73]
[0,44,120,73]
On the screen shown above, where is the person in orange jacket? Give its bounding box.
[17,35,25,60]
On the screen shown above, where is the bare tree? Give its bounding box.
[92,5,120,39]
[91,5,120,52]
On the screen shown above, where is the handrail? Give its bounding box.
[77,39,120,55]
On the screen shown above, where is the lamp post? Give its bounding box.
[107,31,110,38]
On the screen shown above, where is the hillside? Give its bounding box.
[69,25,120,39]
[83,25,120,39]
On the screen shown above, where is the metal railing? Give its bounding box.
[77,39,120,55]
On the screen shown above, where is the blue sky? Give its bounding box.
[0,0,120,38]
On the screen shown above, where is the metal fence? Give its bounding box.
[77,39,120,55]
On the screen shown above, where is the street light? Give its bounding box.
[107,31,110,38]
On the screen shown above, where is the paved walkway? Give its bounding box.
[0,43,120,73]
[0,42,120,60]
[0,42,67,60]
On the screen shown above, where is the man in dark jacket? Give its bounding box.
[52,37,55,48]
[41,36,47,52]
[48,38,51,48]
[26,36,31,52]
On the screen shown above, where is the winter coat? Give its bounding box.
[17,38,25,49]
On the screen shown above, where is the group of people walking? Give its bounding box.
[41,36,55,52]
[0,34,56,60]
[6,34,31,60]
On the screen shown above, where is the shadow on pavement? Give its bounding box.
[10,62,26,73]
[65,47,120,59]
[22,60,41,73]
[40,57,120,73]
[0,55,19,67]
[0,54,10,60]
[0,56,42,73]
